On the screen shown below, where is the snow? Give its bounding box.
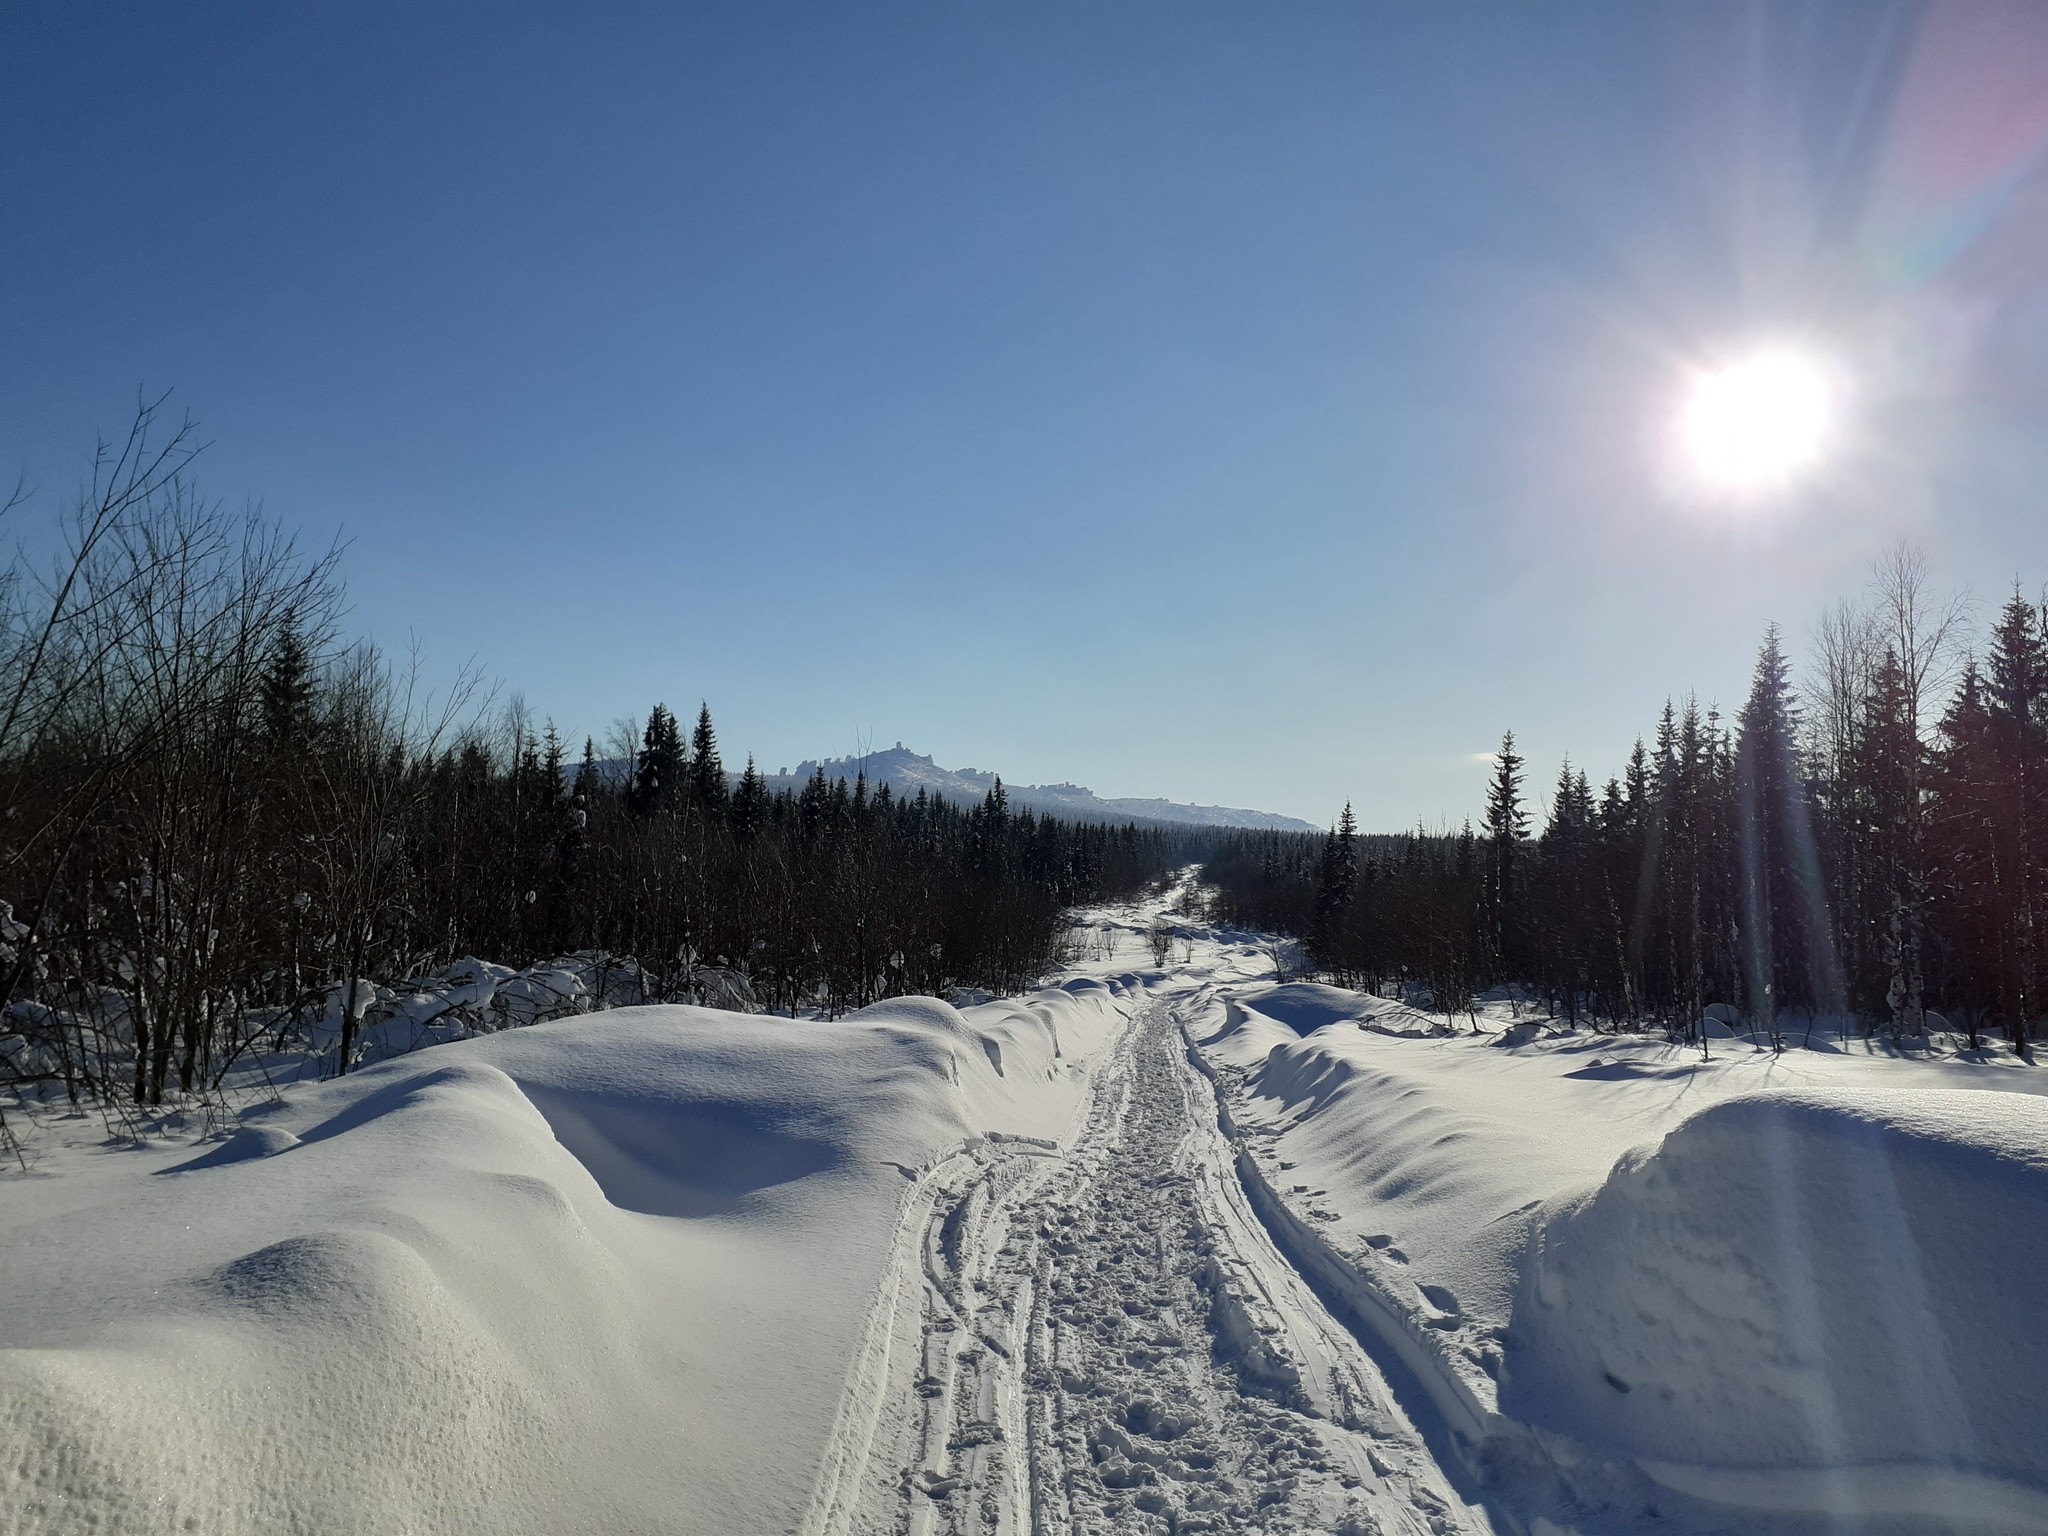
[11,885,2048,1535]
[801,915,1490,1535]
[1516,1090,2048,1498]
[1194,981,2048,1532]
[0,986,1125,1535]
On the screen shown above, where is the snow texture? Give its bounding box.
[1515,1091,2048,1512]
[1,988,1122,1535]
[10,884,2048,1535]
[1195,974,2048,1533]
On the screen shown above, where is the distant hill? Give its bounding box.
[760,746,1318,833]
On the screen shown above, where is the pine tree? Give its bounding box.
[1983,591,2047,1052]
[512,729,554,810]
[1734,626,1836,1044]
[690,704,728,819]
[630,703,686,815]
[1673,696,1714,1029]
[731,756,769,840]
[540,724,566,800]
[1623,728,1661,1008]
[798,766,832,842]
[1932,660,1998,1047]
[1848,648,1921,1034]
[260,613,318,757]
[1315,803,1359,971]
[526,722,583,913]
[1190,580,2048,1048]
[1483,731,1528,981]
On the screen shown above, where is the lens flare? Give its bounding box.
[1677,349,1838,496]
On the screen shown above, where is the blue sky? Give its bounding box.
[6,3,2047,827]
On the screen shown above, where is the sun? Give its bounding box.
[1676,347,1838,496]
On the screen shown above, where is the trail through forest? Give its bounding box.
[803,919,1494,1536]
[15,885,2040,1536]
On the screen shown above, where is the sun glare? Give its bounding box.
[1677,348,1838,497]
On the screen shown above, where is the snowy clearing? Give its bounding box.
[7,887,2048,1534]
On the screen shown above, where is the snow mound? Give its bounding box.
[1184,996,1298,1071]
[0,991,1126,1535]
[1510,1088,2048,1518]
[1245,1035,1367,1117]
[1240,982,1374,1035]
[847,994,1032,1087]
[845,993,981,1043]
[1194,994,2048,1528]
[163,1123,303,1170]
[1233,983,1445,1040]
[1189,983,1443,1074]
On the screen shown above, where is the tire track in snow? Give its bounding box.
[807,992,1493,1535]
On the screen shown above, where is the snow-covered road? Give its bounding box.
[806,964,1493,1536]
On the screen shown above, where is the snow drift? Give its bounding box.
[1197,1002,2048,1532]
[1510,1089,2048,1525]
[0,983,1126,1536]
[1189,981,1442,1077]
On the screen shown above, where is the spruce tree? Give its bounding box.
[798,766,831,841]
[1483,730,1528,981]
[630,703,685,815]
[690,704,728,818]
[1932,660,1998,1047]
[260,613,318,757]
[1673,696,1713,1028]
[1315,803,1359,971]
[1984,591,2047,1052]
[541,724,565,797]
[1848,649,1921,1033]
[1536,760,1596,1020]
[1623,728,1660,1002]
[1734,625,1834,1043]
[731,756,769,840]
[573,736,600,802]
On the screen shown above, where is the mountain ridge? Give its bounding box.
[761,746,1317,833]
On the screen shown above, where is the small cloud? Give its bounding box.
[1469,752,1498,764]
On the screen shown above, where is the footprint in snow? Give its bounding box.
[1418,1284,1461,1316]
[1363,1233,1409,1264]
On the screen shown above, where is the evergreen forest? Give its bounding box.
[0,406,1185,1117]
[1207,552,2048,1054]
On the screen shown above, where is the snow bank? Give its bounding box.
[1511,1089,2048,1519]
[1239,982,1375,1034]
[1188,995,1301,1070]
[1186,980,1443,1077]
[0,983,1127,1536]
[1234,982,1444,1040]
[1196,1004,2048,1531]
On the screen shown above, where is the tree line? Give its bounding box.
[1207,548,2048,1054]
[0,402,1187,1116]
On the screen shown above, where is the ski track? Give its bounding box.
[807,979,1493,1536]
